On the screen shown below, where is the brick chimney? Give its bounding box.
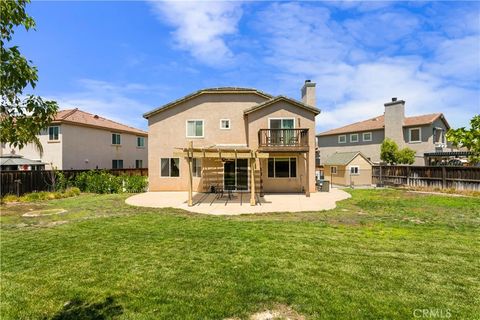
[301,80,316,107]
[384,97,405,146]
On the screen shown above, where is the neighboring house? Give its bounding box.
[143,81,320,205]
[1,153,45,171]
[316,98,451,165]
[0,108,148,170]
[323,151,373,187]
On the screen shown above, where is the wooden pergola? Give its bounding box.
[173,142,269,207]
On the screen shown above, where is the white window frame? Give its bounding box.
[137,136,145,148]
[219,119,231,130]
[409,127,421,143]
[350,133,359,143]
[48,126,59,141]
[186,120,205,138]
[192,158,202,177]
[362,132,372,142]
[160,158,180,178]
[267,157,297,179]
[349,165,360,175]
[330,166,337,175]
[268,117,296,129]
[338,135,346,144]
[112,133,121,145]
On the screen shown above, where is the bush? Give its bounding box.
[72,170,147,194]
[380,138,399,164]
[123,175,148,193]
[396,147,416,165]
[1,187,81,203]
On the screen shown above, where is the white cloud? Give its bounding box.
[149,1,243,66]
[254,2,480,132]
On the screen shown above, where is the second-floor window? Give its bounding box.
[186,120,204,138]
[48,126,59,141]
[350,133,359,143]
[112,133,121,145]
[112,159,123,169]
[409,128,421,143]
[363,132,372,141]
[137,136,145,147]
[220,119,230,129]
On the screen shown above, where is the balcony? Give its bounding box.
[258,128,309,152]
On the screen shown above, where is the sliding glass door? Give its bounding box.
[223,159,248,191]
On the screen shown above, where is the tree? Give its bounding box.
[381,139,416,165]
[447,115,480,164]
[380,138,398,164]
[396,147,416,165]
[0,0,58,155]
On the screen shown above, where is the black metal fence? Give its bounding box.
[0,168,148,196]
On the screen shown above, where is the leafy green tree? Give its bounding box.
[1,0,58,154]
[380,138,399,164]
[396,147,416,165]
[447,115,480,164]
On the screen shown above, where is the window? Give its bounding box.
[161,158,180,177]
[135,160,143,168]
[269,118,295,129]
[220,119,230,130]
[48,126,59,141]
[434,128,445,144]
[112,133,121,145]
[363,132,372,141]
[330,166,337,175]
[112,159,123,169]
[349,166,359,175]
[267,158,297,178]
[186,120,204,138]
[137,137,145,147]
[350,133,359,143]
[338,135,346,144]
[192,158,202,177]
[409,127,421,143]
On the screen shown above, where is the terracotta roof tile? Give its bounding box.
[317,113,444,136]
[53,108,147,136]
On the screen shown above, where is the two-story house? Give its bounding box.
[316,98,451,165]
[143,81,320,206]
[1,108,148,170]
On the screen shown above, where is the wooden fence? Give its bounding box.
[372,165,480,191]
[0,168,148,196]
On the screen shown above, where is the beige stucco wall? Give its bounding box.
[61,124,148,170]
[246,101,316,193]
[1,124,148,170]
[147,93,317,193]
[324,155,372,186]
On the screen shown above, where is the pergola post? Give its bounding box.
[187,141,193,207]
[305,152,310,197]
[250,157,256,206]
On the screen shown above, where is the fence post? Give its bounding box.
[442,166,447,189]
[406,166,411,186]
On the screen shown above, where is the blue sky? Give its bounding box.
[13,1,480,131]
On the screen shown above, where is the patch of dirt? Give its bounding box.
[226,304,305,320]
[22,208,67,217]
[402,217,426,224]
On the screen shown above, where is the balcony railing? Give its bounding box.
[258,128,309,152]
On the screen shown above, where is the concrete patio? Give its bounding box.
[125,188,351,215]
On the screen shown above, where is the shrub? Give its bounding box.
[380,138,399,164]
[123,175,148,193]
[396,147,416,165]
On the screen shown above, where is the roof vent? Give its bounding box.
[391,97,397,102]
[94,115,99,119]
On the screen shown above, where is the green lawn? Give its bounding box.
[1,189,479,319]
